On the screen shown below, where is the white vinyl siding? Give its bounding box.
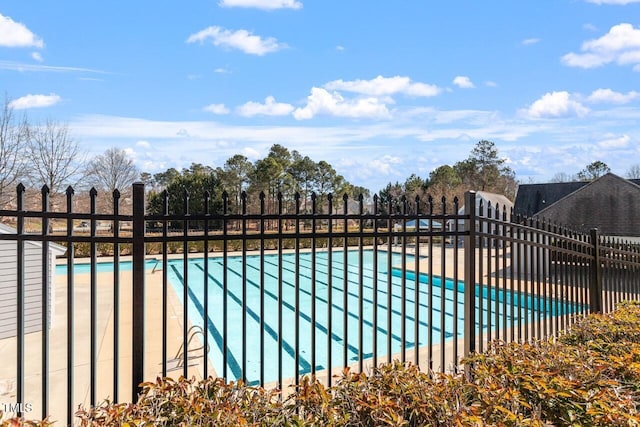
[0,234,62,340]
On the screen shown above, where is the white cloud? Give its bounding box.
[585,0,640,4]
[407,108,499,125]
[597,134,630,148]
[9,93,61,109]
[242,147,261,159]
[136,140,151,149]
[324,75,441,97]
[236,96,294,117]
[336,45,345,51]
[186,26,286,56]
[203,103,230,115]
[522,38,540,45]
[562,23,640,69]
[293,87,391,120]
[340,155,404,179]
[0,60,106,74]
[525,91,590,118]
[0,13,43,48]
[452,76,475,89]
[31,52,43,62]
[214,67,230,74]
[484,81,498,87]
[369,155,402,175]
[218,0,302,9]
[587,88,640,104]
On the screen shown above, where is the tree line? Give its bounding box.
[143,144,368,217]
[379,140,517,214]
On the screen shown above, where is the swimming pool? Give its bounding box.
[169,250,437,385]
[55,251,571,385]
[166,249,564,385]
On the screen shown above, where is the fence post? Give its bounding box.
[132,183,146,401]
[589,228,602,313]
[464,191,477,357]
[16,184,25,417]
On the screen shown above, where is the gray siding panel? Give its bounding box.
[0,237,56,339]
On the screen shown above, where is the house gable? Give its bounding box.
[534,173,640,236]
[476,191,513,215]
[514,181,588,217]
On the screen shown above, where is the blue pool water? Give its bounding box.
[169,250,441,384]
[165,250,568,385]
[56,251,574,385]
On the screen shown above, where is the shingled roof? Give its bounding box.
[514,181,588,217]
[514,176,640,217]
[515,173,640,236]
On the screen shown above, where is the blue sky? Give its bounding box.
[1,0,639,192]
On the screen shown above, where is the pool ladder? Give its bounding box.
[151,258,161,273]
[167,325,210,371]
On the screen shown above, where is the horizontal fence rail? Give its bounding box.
[0,184,639,424]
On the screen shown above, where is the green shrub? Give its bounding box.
[5,301,640,426]
[146,242,162,255]
[0,417,53,427]
[96,243,113,256]
[74,377,289,427]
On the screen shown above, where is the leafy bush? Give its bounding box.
[4,302,640,426]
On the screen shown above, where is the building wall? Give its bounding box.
[0,239,54,339]
[536,174,640,236]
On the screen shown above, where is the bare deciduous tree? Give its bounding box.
[550,172,576,183]
[87,147,139,193]
[626,164,640,179]
[0,96,28,206]
[25,119,85,197]
[86,147,140,211]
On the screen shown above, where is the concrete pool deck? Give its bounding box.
[0,244,576,422]
[0,257,206,423]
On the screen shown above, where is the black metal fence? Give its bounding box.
[0,183,639,425]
